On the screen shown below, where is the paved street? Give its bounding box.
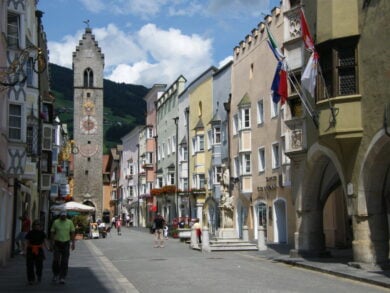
[0,227,388,292]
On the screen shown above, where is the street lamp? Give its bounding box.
[136,143,140,230]
[173,117,179,219]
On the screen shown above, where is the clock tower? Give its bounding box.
[72,27,104,219]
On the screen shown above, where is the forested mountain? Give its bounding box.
[49,63,149,153]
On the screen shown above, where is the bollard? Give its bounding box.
[257,225,267,251]
[201,226,210,252]
[242,225,249,241]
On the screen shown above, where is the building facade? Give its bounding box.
[188,67,217,225]
[156,76,186,223]
[288,0,390,265]
[1,0,51,265]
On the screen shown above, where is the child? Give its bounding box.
[25,220,49,285]
[163,224,169,240]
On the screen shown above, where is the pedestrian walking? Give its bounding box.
[16,212,31,255]
[111,216,116,229]
[50,210,75,285]
[25,220,49,285]
[125,214,130,227]
[153,213,165,247]
[116,216,122,235]
[193,218,202,244]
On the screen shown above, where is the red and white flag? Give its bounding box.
[300,8,319,97]
[301,52,318,97]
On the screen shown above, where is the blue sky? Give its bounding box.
[38,0,280,87]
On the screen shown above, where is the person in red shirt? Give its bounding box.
[25,220,49,285]
[16,212,31,255]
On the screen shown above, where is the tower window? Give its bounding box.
[84,68,94,88]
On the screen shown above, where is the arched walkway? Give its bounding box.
[296,145,349,256]
[357,132,390,264]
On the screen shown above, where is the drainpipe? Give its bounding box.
[185,107,190,218]
[223,94,231,199]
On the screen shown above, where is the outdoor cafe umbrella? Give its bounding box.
[51,201,95,213]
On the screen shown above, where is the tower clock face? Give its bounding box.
[80,116,98,134]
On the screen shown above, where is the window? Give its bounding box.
[213,126,221,144]
[198,174,205,188]
[258,147,265,172]
[194,135,204,152]
[128,186,134,197]
[26,125,37,155]
[257,100,264,124]
[242,153,251,174]
[9,104,22,140]
[7,13,19,48]
[241,108,251,129]
[214,166,222,184]
[207,130,212,149]
[157,177,163,188]
[27,58,34,86]
[147,127,153,138]
[83,68,94,88]
[181,145,188,161]
[158,146,161,161]
[271,96,279,118]
[272,143,280,169]
[233,114,238,135]
[169,173,175,185]
[167,139,171,156]
[172,135,176,153]
[146,152,153,164]
[234,157,239,178]
[182,178,188,191]
[318,37,358,101]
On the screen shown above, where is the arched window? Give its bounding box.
[83,68,94,88]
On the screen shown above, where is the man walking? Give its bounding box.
[153,213,165,248]
[50,210,75,284]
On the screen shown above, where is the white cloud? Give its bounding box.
[47,23,213,87]
[79,0,105,13]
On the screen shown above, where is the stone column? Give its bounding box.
[196,202,203,224]
[353,213,389,264]
[202,226,210,252]
[242,225,249,241]
[258,226,267,251]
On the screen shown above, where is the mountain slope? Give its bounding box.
[49,63,148,153]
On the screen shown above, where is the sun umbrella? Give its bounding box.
[51,201,95,212]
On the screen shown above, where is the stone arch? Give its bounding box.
[357,130,390,264]
[83,67,93,88]
[296,143,347,255]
